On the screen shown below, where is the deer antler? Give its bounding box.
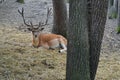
[18,7,51,31]
[18,8,31,27]
[38,8,52,27]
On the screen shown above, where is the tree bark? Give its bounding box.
[52,0,68,38]
[66,0,108,80]
[88,0,108,80]
[66,0,90,80]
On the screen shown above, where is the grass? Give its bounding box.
[108,12,118,19]
[0,26,66,80]
[116,26,120,34]
[0,26,120,80]
[96,53,120,80]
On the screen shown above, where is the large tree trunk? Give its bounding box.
[52,0,68,38]
[66,0,90,80]
[88,0,108,80]
[66,0,108,80]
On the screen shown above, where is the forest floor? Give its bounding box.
[0,0,120,80]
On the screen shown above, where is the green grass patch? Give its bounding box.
[109,12,118,19]
[16,0,24,3]
[116,26,120,34]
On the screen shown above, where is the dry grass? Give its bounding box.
[96,53,120,80]
[0,26,66,80]
[0,26,120,80]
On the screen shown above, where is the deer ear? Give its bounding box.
[40,28,44,31]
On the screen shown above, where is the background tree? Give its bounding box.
[16,0,24,3]
[113,0,118,14]
[108,0,118,19]
[117,0,120,33]
[109,0,114,6]
[66,0,90,79]
[108,0,113,18]
[52,0,68,38]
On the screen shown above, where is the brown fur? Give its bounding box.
[32,33,67,49]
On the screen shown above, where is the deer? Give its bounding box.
[18,8,67,53]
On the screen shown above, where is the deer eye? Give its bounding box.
[40,28,44,31]
[27,28,32,31]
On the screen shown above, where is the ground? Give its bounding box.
[0,0,120,80]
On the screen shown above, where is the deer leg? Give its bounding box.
[58,39,67,53]
[59,43,67,53]
[41,43,51,50]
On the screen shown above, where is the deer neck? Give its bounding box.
[32,35,40,48]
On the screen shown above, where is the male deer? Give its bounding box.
[18,8,67,53]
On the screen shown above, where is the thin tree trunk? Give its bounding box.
[66,0,90,80]
[89,0,108,80]
[113,0,118,8]
[52,0,68,38]
[108,0,113,15]
[108,0,118,19]
[113,0,118,14]
[117,0,120,33]
[109,0,114,7]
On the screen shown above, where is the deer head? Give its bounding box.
[18,8,52,38]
